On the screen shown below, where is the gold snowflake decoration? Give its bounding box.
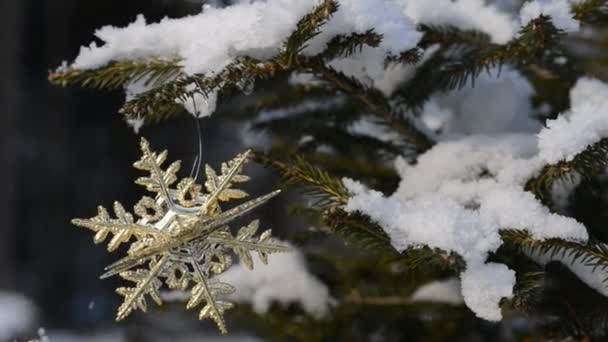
[72,138,287,333]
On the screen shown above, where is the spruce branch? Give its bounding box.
[572,0,608,24]
[298,57,434,152]
[446,15,565,86]
[318,30,383,61]
[384,48,423,66]
[48,58,182,89]
[500,229,608,282]
[282,0,338,66]
[118,0,339,123]
[120,57,285,122]
[525,138,608,204]
[252,151,350,207]
[321,207,398,255]
[235,83,337,119]
[395,16,567,109]
[418,24,493,49]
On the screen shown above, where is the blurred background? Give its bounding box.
[0,0,290,340]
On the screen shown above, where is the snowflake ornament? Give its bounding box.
[72,138,287,333]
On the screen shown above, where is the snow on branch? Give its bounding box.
[218,244,333,319]
[344,76,608,321]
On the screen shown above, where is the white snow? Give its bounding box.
[427,68,540,138]
[520,0,580,33]
[344,131,590,320]
[411,277,464,304]
[344,79,608,320]
[177,87,218,118]
[69,0,423,117]
[460,263,515,321]
[0,291,38,341]
[219,244,332,319]
[398,0,519,44]
[538,77,608,164]
[71,0,421,75]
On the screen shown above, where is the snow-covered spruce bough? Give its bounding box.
[50,0,608,336]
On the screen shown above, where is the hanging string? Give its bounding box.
[189,95,204,183]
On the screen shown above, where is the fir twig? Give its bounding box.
[48,58,182,89]
[282,0,339,66]
[572,0,608,24]
[395,16,566,109]
[321,207,398,255]
[298,57,434,152]
[501,229,608,282]
[318,30,383,61]
[526,138,608,204]
[252,151,350,207]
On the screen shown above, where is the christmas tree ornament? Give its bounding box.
[72,137,287,333]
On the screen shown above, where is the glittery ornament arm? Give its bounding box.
[116,255,168,321]
[207,220,289,269]
[200,150,251,215]
[186,254,235,334]
[104,190,282,273]
[72,202,160,252]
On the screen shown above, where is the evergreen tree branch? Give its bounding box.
[525,138,608,204]
[572,0,608,24]
[297,56,434,152]
[120,57,286,122]
[395,16,566,109]
[281,0,338,66]
[252,151,350,207]
[48,58,182,89]
[318,30,383,61]
[384,48,423,66]
[418,24,494,49]
[321,207,398,255]
[500,229,608,282]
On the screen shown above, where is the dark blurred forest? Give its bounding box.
[0,0,285,334]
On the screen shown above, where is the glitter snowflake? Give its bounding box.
[72,138,287,333]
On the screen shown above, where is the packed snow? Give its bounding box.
[344,78,608,321]
[398,0,518,44]
[460,263,515,321]
[411,277,464,305]
[538,77,608,163]
[0,291,38,341]
[65,0,584,119]
[520,0,580,32]
[219,244,332,319]
[71,0,421,74]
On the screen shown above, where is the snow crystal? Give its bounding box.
[219,245,332,319]
[520,0,580,33]
[538,77,608,164]
[460,263,515,321]
[398,0,518,44]
[344,132,588,321]
[411,277,464,305]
